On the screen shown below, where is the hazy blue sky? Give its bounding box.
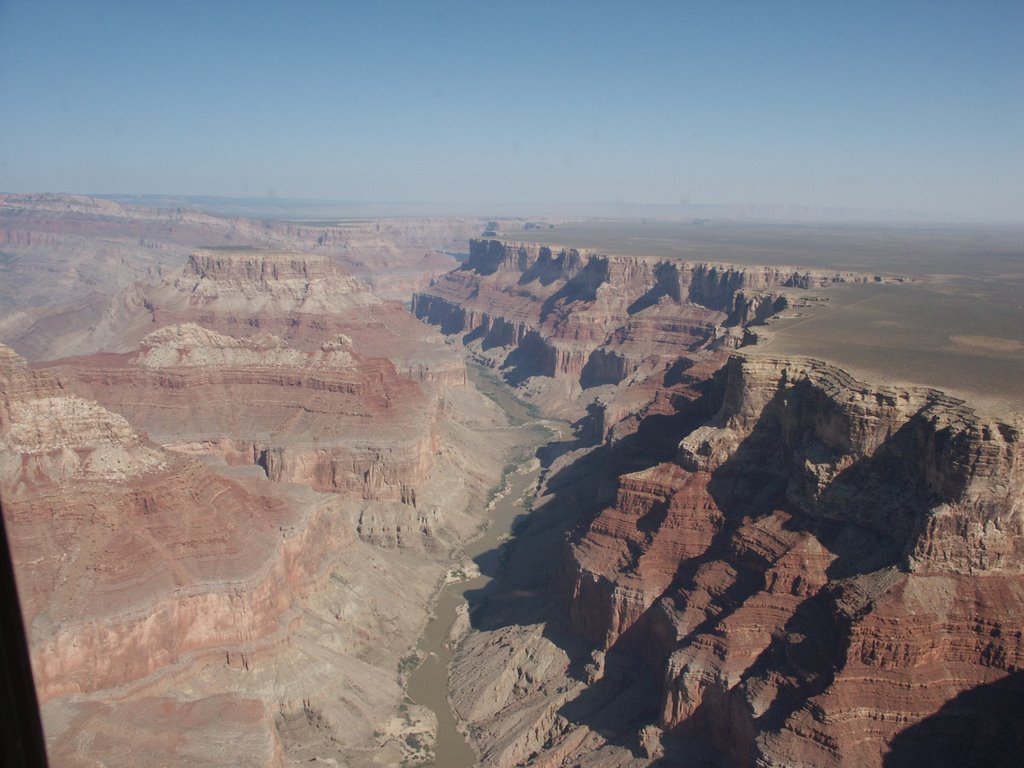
[2,1,1022,220]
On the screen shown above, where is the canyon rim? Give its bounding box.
[0,197,1022,767]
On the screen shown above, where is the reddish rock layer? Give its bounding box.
[1,344,354,702]
[121,248,466,386]
[564,463,723,649]
[44,323,437,504]
[3,328,521,767]
[413,239,873,390]
[560,352,1024,766]
[409,236,1021,768]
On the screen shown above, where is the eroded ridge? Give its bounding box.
[413,239,875,400]
[453,350,1024,767]
[1,343,311,765]
[1,243,529,766]
[44,323,439,508]
[410,239,1024,768]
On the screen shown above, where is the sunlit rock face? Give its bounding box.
[43,322,438,504]
[0,228,525,766]
[159,248,381,316]
[128,247,466,385]
[415,241,1023,768]
[559,353,1024,767]
[413,239,870,392]
[0,343,338,701]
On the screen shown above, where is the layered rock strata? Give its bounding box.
[45,323,439,508]
[0,192,485,308]
[3,318,526,767]
[413,239,872,395]
[138,249,466,384]
[378,234,1023,767]
[0,233,532,766]
[0,193,490,363]
[544,353,1023,766]
[0,343,327,700]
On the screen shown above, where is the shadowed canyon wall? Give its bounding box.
[563,354,1023,766]
[412,239,1024,768]
[413,239,873,393]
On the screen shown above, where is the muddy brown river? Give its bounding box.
[405,366,561,767]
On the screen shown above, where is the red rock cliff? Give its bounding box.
[413,239,872,390]
[0,344,351,702]
[45,323,439,506]
[561,352,1024,766]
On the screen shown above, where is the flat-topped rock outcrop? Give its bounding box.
[0,193,488,365]
[45,323,438,506]
[169,248,380,312]
[120,248,465,386]
[413,239,874,399]
[677,353,1023,574]
[0,192,486,308]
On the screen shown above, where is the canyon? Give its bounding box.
[0,193,492,361]
[0,202,534,767]
[2,196,1023,767]
[413,237,1024,767]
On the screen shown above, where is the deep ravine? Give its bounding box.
[405,364,566,767]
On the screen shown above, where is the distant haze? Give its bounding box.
[2,1,1022,222]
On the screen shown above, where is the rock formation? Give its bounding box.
[409,239,1024,768]
[564,353,1024,765]
[128,247,467,385]
[413,239,873,405]
[0,341,322,701]
[44,323,439,509]
[0,231,533,764]
[2,309,526,765]
[0,193,494,361]
[4,210,1021,767]
[444,348,1024,767]
[0,192,485,304]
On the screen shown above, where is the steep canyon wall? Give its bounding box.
[562,353,1023,766]
[412,239,1024,768]
[413,239,872,394]
[0,235,526,767]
